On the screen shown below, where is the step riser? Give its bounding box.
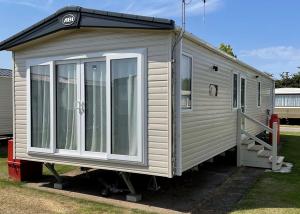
[240,137,284,171]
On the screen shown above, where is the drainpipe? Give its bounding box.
[12,52,16,159]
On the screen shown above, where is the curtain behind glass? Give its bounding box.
[85,61,106,152]
[56,64,77,150]
[31,65,50,148]
[275,95,300,107]
[111,58,137,156]
[181,55,192,109]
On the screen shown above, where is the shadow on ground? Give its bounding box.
[31,150,263,213]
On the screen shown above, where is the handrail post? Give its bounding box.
[237,109,242,167]
[272,122,278,171]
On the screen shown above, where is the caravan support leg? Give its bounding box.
[120,172,142,202]
[44,163,68,190]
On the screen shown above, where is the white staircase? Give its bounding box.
[237,109,285,171]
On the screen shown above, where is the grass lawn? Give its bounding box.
[0,180,149,214]
[232,132,300,214]
[0,150,150,213]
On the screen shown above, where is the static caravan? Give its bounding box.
[0,69,12,136]
[0,6,284,193]
[275,88,300,119]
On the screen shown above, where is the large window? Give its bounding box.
[257,81,261,107]
[233,73,238,108]
[275,95,300,107]
[30,65,51,149]
[181,54,192,110]
[27,50,145,163]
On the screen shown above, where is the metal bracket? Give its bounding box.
[44,163,63,184]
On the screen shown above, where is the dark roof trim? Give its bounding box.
[0,6,175,50]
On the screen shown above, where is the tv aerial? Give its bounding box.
[182,0,207,31]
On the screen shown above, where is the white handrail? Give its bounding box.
[241,129,272,150]
[240,111,273,133]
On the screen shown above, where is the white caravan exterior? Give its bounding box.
[0,69,13,136]
[275,88,300,119]
[0,7,276,178]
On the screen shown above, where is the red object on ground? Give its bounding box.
[269,114,280,145]
[7,139,43,181]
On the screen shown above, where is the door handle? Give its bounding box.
[80,101,85,113]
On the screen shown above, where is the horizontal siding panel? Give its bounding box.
[14,29,172,177]
[181,37,274,173]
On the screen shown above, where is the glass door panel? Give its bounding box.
[56,63,78,150]
[111,58,138,156]
[240,77,246,128]
[84,61,107,153]
[241,77,246,113]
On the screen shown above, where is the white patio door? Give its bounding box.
[80,59,108,158]
[55,61,81,154]
[56,59,108,157]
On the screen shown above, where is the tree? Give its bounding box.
[275,71,300,88]
[219,43,237,58]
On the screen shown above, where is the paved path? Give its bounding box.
[26,153,263,214]
[281,125,300,133]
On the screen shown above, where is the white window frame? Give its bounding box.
[232,72,239,110]
[257,80,261,107]
[181,52,193,112]
[27,61,54,153]
[26,48,147,164]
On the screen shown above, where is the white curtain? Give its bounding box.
[56,64,77,150]
[111,58,138,156]
[275,95,300,107]
[85,61,106,152]
[31,65,50,148]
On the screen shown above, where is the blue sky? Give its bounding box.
[0,0,300,78]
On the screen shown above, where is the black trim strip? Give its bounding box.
[0,6,175,50]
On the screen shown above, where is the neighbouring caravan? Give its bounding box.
[275,88,300,119]
[0,69,12,136]
[0,7,283,186]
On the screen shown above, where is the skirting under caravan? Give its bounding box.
[0,6,282,187]
[0,69,13,136]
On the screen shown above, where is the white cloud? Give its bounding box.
[239,46,300,78]
[0,0,54,10]
[240,46,300,61]
[118,0,223,18]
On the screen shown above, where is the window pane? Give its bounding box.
[31,65,50,148]
[258,83,260,105]
[56,64,77,150]
[233,74,238,108]
[85,61,106,152]
[241,78,246,112]
[275,95,300,107]
[181,55,192,109]
[111,58,138,156]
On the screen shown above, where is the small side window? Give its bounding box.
[233,73,238,108]
[257,81,261,107]
[181,54,192,110]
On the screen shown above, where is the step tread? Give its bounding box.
[258,150,272,157]
[248,144,264,151]
[242,139,255,145]
[269,156,285,164]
